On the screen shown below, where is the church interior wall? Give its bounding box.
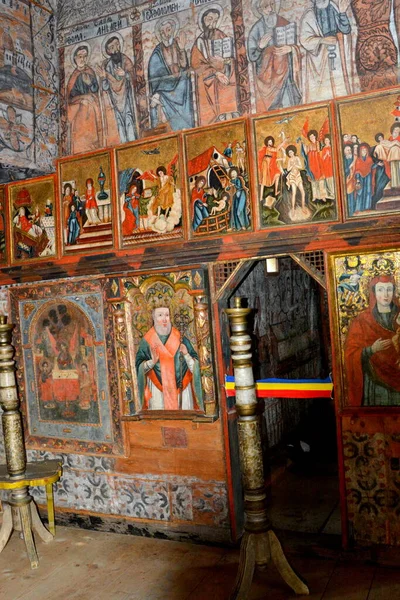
[0,0,400,549]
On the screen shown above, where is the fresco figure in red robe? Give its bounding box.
[67,45,103,155]
[344,275,400,406]
[191,7,239,125]
[247,0,301,113]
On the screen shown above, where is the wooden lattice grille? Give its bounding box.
[213,260,242,290]
[290,250,326,289]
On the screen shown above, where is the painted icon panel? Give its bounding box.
[330,248,400,409]
[58,150,114,255]
[115,134,184,247]
[9,278,125,456]
[7,175,57,265]
[184,119,252,238]
[106,270,217,419]
[252,104,338,228]
[337,90,400,220]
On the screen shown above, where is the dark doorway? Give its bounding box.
[231,256,340,538]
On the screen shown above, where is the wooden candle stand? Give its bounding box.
[0,316,62,569]
[225,298,309,599]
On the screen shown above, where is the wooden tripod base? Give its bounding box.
[231,530,310,599]
[0,460,62,569]
[0,498,54,569]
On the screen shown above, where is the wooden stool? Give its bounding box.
[0,459,62,569]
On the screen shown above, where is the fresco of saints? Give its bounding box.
[191,6,239,126]
[66,44,103,155]
[300,0,357,103]
[148,17,195,132]
[135,306,203,410]
[247,0,302,113]
[96,35,138,146]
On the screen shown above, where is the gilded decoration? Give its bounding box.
[331,249,400,409]
[119,269,217,418]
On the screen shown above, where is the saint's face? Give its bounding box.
[309,133,316,144]
[375,282,394,310]
[203,11,219,30]
[393,127,400,138]
[74,49,88,70]
[153,307,171,336]
[107,39,121,56]
[360,146,368,158]
[160,22,175,45]
[259,0,275,16]
[344,147,352,159]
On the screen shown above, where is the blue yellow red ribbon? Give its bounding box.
[225,376,333,398]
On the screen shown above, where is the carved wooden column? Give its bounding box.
[225,298,309,599]
[190,290,216,416]
[108,296,134,415]
[0,316,61,569]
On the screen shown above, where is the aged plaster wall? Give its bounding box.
[0,0,59,179]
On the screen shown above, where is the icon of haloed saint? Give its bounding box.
[135,305,203,411]
[344,274,400,406]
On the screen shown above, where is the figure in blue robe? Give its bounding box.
[148,28,194,132]
[67,206,80,245]
[354,147,374,213]
[229,173,250,230]
[344,153,356,216]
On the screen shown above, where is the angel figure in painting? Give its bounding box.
[344,275,400,406]
[152,166,175,218]
[136,155,180,234]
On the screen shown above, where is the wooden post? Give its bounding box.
[225,297,309,599]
